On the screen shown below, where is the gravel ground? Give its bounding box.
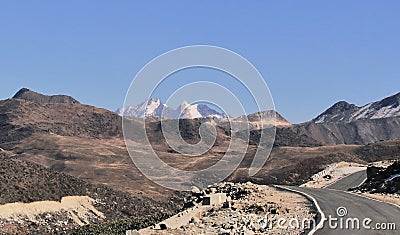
[140,182,316,235]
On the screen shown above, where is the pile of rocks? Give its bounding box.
[158,182,316,235]
[182,182,248,209]
[0,211,76,234]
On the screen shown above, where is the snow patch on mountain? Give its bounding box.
[116,98,173,118]
[117,99,227,119]
[180,103,202,119]
[313,92,400,123]
[349,103,372,120]
[349,100,400,121]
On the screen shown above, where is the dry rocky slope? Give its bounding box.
[0,153,181,234]
[1,88,400,234]
[286,117,400,145]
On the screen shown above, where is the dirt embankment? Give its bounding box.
[0,196,104,226]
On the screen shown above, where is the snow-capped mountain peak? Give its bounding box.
[116,98,171,118]
[179,101,202,119]
[143,98,162,116]
[117,99,227,119]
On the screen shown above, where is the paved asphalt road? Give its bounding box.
[280,170,399,235]
[324,170,367,190]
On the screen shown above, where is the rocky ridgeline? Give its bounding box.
[13,88,80,105]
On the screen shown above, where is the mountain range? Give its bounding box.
[117,92,400,127]
[5,88,400,145]
[116,98,228,119]
[1,88,400,233]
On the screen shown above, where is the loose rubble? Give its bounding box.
[133,182,316,234]
[352,160,400,205]
[354,160,400,194]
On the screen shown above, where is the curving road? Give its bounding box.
[324,170,367,190]
[278,170,399,235]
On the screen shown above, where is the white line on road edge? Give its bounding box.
[274,185,326,235]
[327,188,400,210]
[322,169,400,209]
[356,177,367,188]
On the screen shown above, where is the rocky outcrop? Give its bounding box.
[13,88,80,104]
[354,161,400,194]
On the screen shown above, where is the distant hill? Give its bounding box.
[283,92,400,145]
[313,92,400,123]
[0,92,121,149]
[287,117,400,145]
[231,110,292,129]
[244,92,400,146]
[235,92,400,146]
[13,88,80,104]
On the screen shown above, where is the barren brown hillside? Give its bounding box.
[1,91,400,196]
[1,89,400,234]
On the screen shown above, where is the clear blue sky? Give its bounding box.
[1,1,399,123]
